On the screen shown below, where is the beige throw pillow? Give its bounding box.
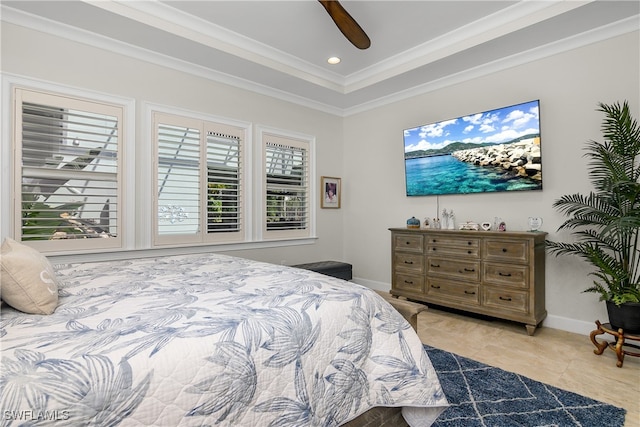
[0,237,59,314]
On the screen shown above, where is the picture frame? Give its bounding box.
[321,176,341,209]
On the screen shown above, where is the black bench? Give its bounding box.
[292,261,352,281]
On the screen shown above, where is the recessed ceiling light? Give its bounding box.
[327,57,341,65]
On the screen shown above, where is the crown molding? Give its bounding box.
[80,0,597,95]
[85,0,347,93]
[343,0,594,92]
[343,15,639,116]
[2,4,637,118]
[0,5,344,116]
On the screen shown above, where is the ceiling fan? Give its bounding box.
[318,0,371,49]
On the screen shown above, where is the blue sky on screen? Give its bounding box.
[403,100,540,153]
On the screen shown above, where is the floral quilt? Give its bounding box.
[1,253,447,426]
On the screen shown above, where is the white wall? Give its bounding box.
[342,31,640,335]
[0,22,345,267]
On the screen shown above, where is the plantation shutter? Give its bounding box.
[206,131,242,234]
[154,112,245,245]
[156,122,201,239]
[264,136,309,237]
[17,89,122,250]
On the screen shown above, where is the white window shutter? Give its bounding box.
[263,134,310,239]
[15,89,123,251]
[156,121,201,240]
[153,112,246,246]
[206,131,242,234]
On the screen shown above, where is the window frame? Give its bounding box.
[151,108,251,247]
[257,126,316,241]
[6,78,135,254]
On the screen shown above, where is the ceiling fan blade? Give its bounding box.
[318,0,371,50]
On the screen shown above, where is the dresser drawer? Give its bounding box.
[482,287,529,314]
[483,262,529,289]
[427,257,480,281]
[393,234,424,253]
[483,239,529,263]
[394,253,424,273]
[426,278,480,305]
[427,236,480,258]
[394,272,425,293]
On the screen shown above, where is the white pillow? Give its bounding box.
[0,237,59,314]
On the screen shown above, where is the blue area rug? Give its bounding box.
[424,345,626,427]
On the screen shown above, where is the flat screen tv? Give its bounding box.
[403,100,542,196]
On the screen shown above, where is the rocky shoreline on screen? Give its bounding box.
[451,138,542,181]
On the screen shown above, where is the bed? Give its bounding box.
[0,249,447,426]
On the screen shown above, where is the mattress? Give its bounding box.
[0,253,447,426]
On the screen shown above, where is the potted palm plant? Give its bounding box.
[546,101,640,333]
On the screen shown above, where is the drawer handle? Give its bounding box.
[464,290,476,295]
[467,250,472,254]
[499,296,512,301]
[498,272,512,277]
[432,239,437,243]
[405,241,411,245]
[467,241,472,245]
[462,268,475,272]
[502,248,508,253]
[431,285,441,289]
[404,280,414,285]
[430,263,440,268]
[431,248,437,252]
[404,260,414,265]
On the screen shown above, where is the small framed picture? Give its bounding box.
[321,176,341,209]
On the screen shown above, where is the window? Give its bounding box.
[153,112,246,246]
[13,88,124,252]
[262,132,312,240]
[5,81,314,256]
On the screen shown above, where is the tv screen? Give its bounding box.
[403,100,542,196]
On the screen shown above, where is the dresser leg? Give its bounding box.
[525,324,537,336]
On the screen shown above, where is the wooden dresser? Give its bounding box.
[390,228,547,335]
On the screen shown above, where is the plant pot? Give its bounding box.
[606,300,640,334]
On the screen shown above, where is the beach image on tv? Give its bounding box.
[403,100,542,196]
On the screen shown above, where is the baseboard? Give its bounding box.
[352,277,390,292]
[541,314,596,336]
[353,276,597,336]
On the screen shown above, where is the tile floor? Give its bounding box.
[414,304,640,427]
